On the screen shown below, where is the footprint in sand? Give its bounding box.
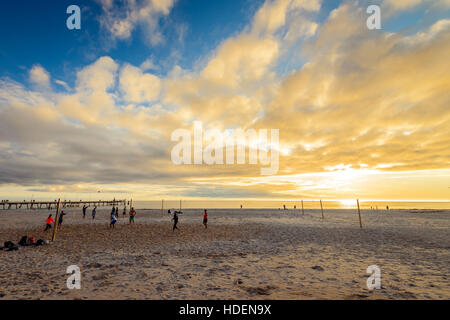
[92,272,110,281]
[311,266,324,271]
[86,262,102,269]
[135,271,148,280]
[243,285,277,296]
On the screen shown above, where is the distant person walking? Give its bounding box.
[115,207,119,218]
[111,206,116,218]
[172,212,179,232]
[82,205,89,219]
[129,207,136,224]
[123,206,127,217]
[203,209,208,229]
[44,214,55,231]
[92,206,97,220]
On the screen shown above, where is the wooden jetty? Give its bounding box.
[0,199,128,210]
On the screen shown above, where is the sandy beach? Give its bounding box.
[0,207,449,300]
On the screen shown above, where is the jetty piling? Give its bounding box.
[357,199,363,229]
[320,200,324,219]
[0,199,127,211]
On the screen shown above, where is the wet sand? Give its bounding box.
[0,208,449,299]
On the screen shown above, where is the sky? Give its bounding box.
[0,0,449,201]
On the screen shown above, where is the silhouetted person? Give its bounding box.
[82,205,89,219]
[58,211,66,227]
[172,212,179,231]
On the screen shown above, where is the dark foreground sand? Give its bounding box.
[0,208,449,299]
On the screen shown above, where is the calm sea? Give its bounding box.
[131,200,450,210]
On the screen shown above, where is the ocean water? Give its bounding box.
[2,199,449,211]
[131,200,450,210]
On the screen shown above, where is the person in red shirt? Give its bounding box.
[44,214,55,231]
[203,209,208,229]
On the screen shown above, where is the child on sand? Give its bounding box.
[129,207,136,224]
[110,211,117,229]
[92,206,97,220]
[203,209,208,229]
[44,214,54,231]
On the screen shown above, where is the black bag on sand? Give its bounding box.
[4,241,18,251]
[4,241,15,249]
[19,236,28,246]
[36,239,46,246]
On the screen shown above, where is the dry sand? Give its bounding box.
[0,207,449,300]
